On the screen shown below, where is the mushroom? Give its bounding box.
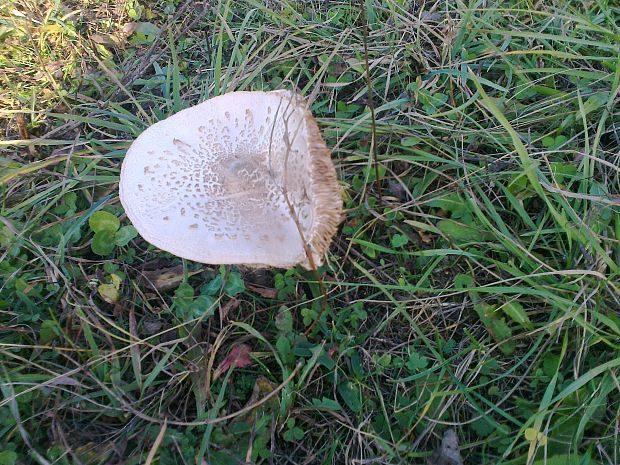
[119,90,342,269]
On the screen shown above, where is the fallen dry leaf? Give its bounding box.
[16,114,35,156]
[142,265,201,292]
[142,318,162,335]
[219,297,240,323]
[47,375,83,387]
[98,283,120,304]
[246,284,277,299]
[418,229,434,244]
[404,220,435,244]
[0,325,28,332]
[16,114,29,140]
[45,60,64,75]
[121,22,139,36]
[387,178,408,201]
[243,268,273,287]
[91,33,114,45]
[233,376,279,424]
[222,377,280,446]
[213,344,252,380]
[427,429,463,465]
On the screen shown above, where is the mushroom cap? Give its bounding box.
[119,90,342,269]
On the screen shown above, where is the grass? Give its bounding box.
[1,0,619,464]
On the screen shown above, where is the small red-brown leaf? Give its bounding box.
[327,344,339,358]
[213,344,252,380]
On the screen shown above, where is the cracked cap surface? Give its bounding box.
[119,90,342,269]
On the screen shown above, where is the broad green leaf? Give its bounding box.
[350,350,365,379]
[89,211,120,234]
[582,91,609,116]
[39,320,59,344]
[438,219,493,242]
[471,417,495,437]
[311,397,342,411]
[554,134,568,146]
[543,135,568,150]
[317,350,335,370]
[338,381,362,413]
[135,21,160,36]
[189,295,216,319]
[375,353,392,367]
[174,282,194,311]
[276,306,293,333]
[454,273,474,289]
[401,136,420,147]
[427,193,466,213]
[475,303,515,355]
[114,225,138,246]
[300,307,317,327]
[391,233,409,248]
[91,230,116,255]
[542,136,555,148]
[406,350,428,372]
[0,451,17,465]
[224,272,245,296]
[531,455,590,465]
[0,221,15,247]
[361,244,377,258]
[502,301,532,329]
[283,425,304,442]
[202,275,223,295]
[176,282,194,298]
[542,353,561,378]
[275,334,293,363]
[488,318,515,355]
[98,283,120,304]
[550,162,578,183]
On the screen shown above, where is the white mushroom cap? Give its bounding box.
[119,90,342,269]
